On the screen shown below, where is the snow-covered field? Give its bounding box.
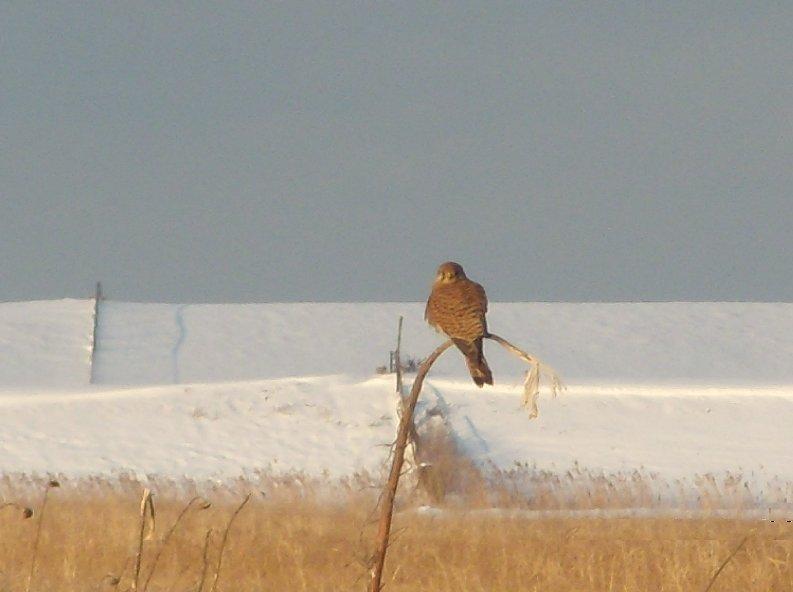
[1,299,792,499]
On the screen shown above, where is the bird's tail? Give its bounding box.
[453,338,493,388]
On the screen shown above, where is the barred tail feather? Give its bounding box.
[453,338,493,388]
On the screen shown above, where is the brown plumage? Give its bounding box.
[425,261,493,387]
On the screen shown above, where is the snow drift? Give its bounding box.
[0,299,791,491]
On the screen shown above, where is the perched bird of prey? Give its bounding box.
[425,261,493,387]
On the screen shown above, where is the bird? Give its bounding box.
[425,261,493,387]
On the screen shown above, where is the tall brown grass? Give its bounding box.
[0,473,791,591]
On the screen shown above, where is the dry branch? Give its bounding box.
[369,339,453,591]
[369,330,563,591]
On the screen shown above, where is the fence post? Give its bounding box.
[395,316,403,395]
[89,281,102,384]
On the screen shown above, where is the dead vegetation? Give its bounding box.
[0,472,790,591]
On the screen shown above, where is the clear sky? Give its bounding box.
[1,3,791,302]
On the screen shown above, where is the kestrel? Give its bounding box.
[425,261,493,387]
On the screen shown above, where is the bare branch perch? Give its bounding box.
[369,329,563,591]
[369,339,453,591]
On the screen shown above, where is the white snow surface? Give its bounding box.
[0,299,94,387]
[1,300,792,491]
[0,377,398,480]
[90,301,793,385]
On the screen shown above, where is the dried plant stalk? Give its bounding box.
[143,496,211,592]
[704,533,751,592]
[131,488,155,592]
[25,479,59,592]
[486,333,564,418]
[209,493,252,592]
[196,529,213,592]
[0,501,33,519]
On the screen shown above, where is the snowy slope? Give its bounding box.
[0,299,94,387]
[428,380,793,483]
[1,299,791,387]
[92,301,793,386]
[1,299,792,492]
[1,374,793,495]
[0,376,398,480]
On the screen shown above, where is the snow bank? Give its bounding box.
[0,376,398,480]
[432,380,793,483]
[2,299,791,387]
[91,301,793,386]
[2,374,793,493]
[1,299,792,489]
[0,299,93,387]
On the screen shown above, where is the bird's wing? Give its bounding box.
[470,280,488,334]
[425,288,440,331]
[473,281,488,314]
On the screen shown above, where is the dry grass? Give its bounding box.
[0,474,792,591]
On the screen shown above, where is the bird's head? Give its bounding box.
[435,261,467,284]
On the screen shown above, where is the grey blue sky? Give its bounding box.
[1,3,791,302]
